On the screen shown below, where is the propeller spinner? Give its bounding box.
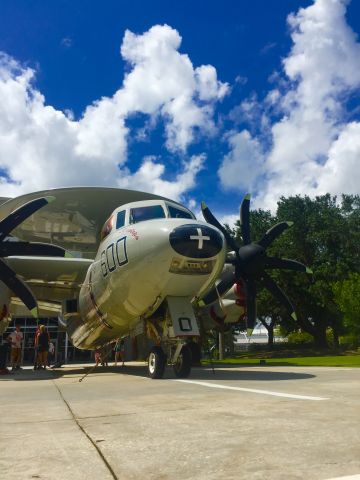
[199,194,312,327]
[0,196,69,317]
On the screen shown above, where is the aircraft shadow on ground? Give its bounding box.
[0,363,316,382]
[182,367,315,381]
[59,364,316,382]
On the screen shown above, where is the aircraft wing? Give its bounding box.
[5,256,92,316]
[0,187,175,258]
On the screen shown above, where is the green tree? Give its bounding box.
[232,194,360,348]
[333,273,360,335]
[274,194,359,347]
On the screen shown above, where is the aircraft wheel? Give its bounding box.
[173,345,192,378]
[148,346,166,379]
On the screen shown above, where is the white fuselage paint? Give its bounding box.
[324,476,360,480]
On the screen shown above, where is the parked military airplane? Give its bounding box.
[0,187,310,378]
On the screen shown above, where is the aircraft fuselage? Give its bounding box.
[66,200,225,349]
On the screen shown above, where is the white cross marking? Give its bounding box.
[190,228,210,249]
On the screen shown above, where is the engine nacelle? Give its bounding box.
[198,298,245,331]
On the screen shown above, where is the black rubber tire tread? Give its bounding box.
[173,345,192,378]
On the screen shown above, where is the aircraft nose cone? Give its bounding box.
[169,224,223,258]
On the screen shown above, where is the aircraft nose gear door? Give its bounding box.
[166,296,200,337]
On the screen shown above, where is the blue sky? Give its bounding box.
[0,0,360,223]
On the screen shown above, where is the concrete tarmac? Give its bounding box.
[0,362,359,480]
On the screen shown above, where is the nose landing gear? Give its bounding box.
[146,297,200,379]
[147,342,193,379]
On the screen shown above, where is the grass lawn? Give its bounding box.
[203,354,360,368]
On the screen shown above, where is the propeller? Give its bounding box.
[0,196,69,317]
[199,194,312,327]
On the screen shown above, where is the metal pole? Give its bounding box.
[65,332,68,365]
[219,331,224,360]
[78,347,113,383]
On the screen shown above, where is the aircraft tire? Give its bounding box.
[173,344,192,378]
[148,346,166,379]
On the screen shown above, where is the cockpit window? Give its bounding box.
[130,205,166,224]
[116,210,126,229]
[167,205,194,219]
[100,215,114,241]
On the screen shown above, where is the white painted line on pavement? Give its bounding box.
[325,475,360,480]
[174,379,329,401]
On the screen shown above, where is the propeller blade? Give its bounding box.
[198,269,235,306]
[0,241,68,258]
[201,202,239,252]
[0,196,55,240]
[264,257,312,274]
[244,277,257,328]
[0,259,38,317]
[258,221,293,249]
[260,272,297,321]
[240,194,251,245]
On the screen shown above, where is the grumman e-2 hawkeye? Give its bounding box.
[0,187,310,378]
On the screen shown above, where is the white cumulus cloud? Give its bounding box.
[219,0,360,210]
[117,154,205,201]
[218,130,264,191]
[0,25,228,200]
[118,25,228,152]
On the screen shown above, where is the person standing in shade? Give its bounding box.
[94,348,102,367]
[114,338,125,367]
[33,325,41,370]
[7,325,23,371]
[100,345,109,366]
[1,333,11,374]
[36,325,50,369]
[48,341,55,366]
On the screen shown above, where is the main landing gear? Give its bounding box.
[147,343,193,379]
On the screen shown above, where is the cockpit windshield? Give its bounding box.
[167,204,194,220]
[130,205,166,224]
[100,215,114,240]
